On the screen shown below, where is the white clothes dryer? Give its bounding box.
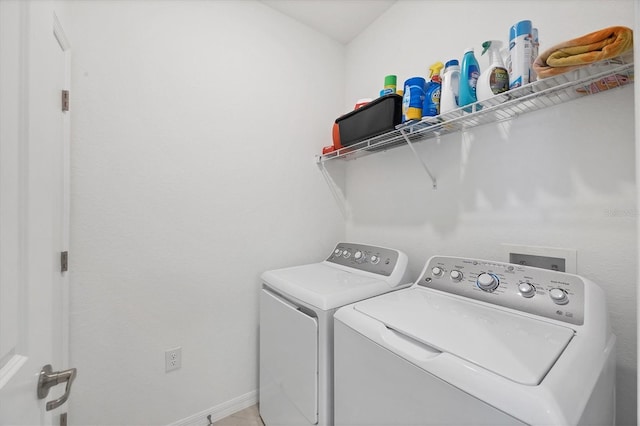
[259,242,410,426]
[334,255,616,426]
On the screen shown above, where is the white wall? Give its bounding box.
[343,1,637,425]
[63,1,639,424]
[66,1,344,424]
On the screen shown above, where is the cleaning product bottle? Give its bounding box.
[501,46,511,83]
[459,48,480,112]
[477,40,509,101]
[440,59,460,114]
[402,77,426,122]
[382,74,397,95]
[508,20,533,89]
[422,62,444,118]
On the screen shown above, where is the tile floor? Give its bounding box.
[212,404,264,426]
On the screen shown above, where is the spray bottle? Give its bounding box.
[459,48,480,112]
[422,62,444,117]
[440,59,460,114]
[477,40,509,101]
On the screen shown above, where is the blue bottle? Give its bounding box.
[422,62,444,118]
[402,77,426,122]
[459,48,481,112]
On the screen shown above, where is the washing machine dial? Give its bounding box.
[334,249,342,257]
[476,273,499,292]
[342,250,352,259]
[518,282,536,298]
[549,288,569,305]
[450,270,463,282]
[431,267,444,277]
[354,250,364,262]
[370,255,380,264]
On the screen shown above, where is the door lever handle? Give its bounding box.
[37,364,77,411]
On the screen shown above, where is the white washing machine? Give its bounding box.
[334,255,616,425]
[259,242,410,426]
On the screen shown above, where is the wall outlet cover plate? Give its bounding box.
[165,347,182,372]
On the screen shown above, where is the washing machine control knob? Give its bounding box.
[354,250,364,261]
[370,255,380,264]
[450,270,463,282]
[549,288,569,305]
[518,282,536,298]
[431,267,444,277]
[342,250,352,259]
[334,249,342,256]
[477,273,499,292]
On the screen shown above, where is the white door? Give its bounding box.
[0,1,73,425]
[259,289,318,426]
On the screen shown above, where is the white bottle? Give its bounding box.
[440,59,460,113]
[477,40,509,101]
[508,20,533,89]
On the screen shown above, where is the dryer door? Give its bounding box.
[259,289,318,425]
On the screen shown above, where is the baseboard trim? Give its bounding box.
[169,389,258,426]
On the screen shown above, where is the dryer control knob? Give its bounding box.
[450,270,463,282]
[518,282,536,298]
[477,273,499,292]
[431,267,444,277]
[549,288,569,305]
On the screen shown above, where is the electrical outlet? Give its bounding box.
[165,347,182,372]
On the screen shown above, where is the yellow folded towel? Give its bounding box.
[533,26,633,79]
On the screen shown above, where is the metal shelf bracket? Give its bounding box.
[317,160,349,219]
[400,128,437,189]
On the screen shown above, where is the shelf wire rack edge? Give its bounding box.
[317,57,633,164]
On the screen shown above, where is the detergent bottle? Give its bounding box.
[477,40,509,101]
[458,48,480,111]
[422,62,444,117]
[440,59,460,114]
[402,77,426,122]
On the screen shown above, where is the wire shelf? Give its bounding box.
[317,55,634,164]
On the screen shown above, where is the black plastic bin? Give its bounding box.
[334,94,402,148]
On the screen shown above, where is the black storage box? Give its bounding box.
[334,94,402,148]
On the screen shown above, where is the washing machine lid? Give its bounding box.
[353,288,575,385]
[261,263,394,311]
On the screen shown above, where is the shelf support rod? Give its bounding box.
[400,128,437,189]
[316,160,349,219]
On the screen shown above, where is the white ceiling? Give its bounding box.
[261,0,396,44]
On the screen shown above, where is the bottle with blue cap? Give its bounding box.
[440,59,460,114]
[509,20,533,89]
[458,48,480,112]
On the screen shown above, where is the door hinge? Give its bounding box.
[61,90,69,112]
[61,251,68,273]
